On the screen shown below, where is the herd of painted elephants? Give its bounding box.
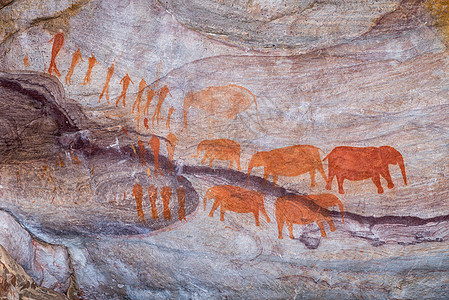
[196,139,407,239]
[33,32,408,240]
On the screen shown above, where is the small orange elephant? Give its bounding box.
[203,185,271,226]
[275,194,336,239]
[307,193,344,222]
[247,145,327,187]
[193,139,241,171]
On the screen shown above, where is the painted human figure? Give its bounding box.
[132,79,147,130]
[148,136,163,177]
[99,58,115,103]
[48,31,64,77]
[161,186,172,220]
[83,53,97,85]
[132,181,145,223]
[65,48,83,85]
[144,88,155,116]
[152,85,171,125]
[116,73,134,107]
[148,185,158,220]
[176,187,186,221]
[166,106,175,129]
[137,138,147,166]
[166,133,178,173]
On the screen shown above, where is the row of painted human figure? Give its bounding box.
[132,182,187,223]
[194,139,408,195]
[42,32,175,131]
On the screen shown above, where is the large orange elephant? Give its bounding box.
[193,139,241,170]
[203,185,271,226]
[324,146,407,194]
[247,145,327,187]
[275,194,336,239]
[183,84,259,129]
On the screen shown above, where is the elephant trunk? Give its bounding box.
[399,160,407,186]
[246,160,254,187]
[203,189,212,211]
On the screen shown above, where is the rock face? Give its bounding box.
[0,0,449,299]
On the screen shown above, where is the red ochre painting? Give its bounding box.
[0,0,448,299]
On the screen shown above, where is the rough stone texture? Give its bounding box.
[0,215,71,299]
[0,0,449,299]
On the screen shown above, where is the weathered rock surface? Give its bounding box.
[0,244,69,299]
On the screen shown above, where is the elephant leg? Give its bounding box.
[277,219,284,239]
[209,199,220,217]
[272,175,278,187]
[309,169,317,187]
[236,156,241,171]
[336,175,345,194]
[380,168,394,189]
[253,209,260,226]
[208,157,215,167]
[325,216,336,232]
[287,222,295,239]
[220,207,226,221]
[260,205,271,223]
[326,171,335,191]
[229,160,233,170]
[201,153,208,165]
[372,175,384,194]
[316,219,327,237]
[262,172,269,187]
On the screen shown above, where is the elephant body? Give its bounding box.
[247,145,327,187]
[194,139,241,170]
[275,194,336,239]
[183,84,259,129]
[324,146,407,194]
[203,185,270,226]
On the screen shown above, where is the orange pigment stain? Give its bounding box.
[48,32,64,77]
[152,85,171,125]
[161,186,172,220]
[83,53,97,85]
[176,187,186,221]
[148,136,162,177]
[132,182,145,223]
[116,73,134,107]
[99,58,115,104]
[148,185,158,220]
[166,106,175,129]
[132,79,147,130]
[65,48,83,85]
[23,54,30,67]
[144,88,155,116]
[55,156,65,167]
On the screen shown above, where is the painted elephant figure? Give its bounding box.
[307,193,344,222]
[183,84,259,129]
[203,185,271,226]
[275,194,336,239]
[193,139,241,170]
[323,146,407,194]
[247,145,327,187]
